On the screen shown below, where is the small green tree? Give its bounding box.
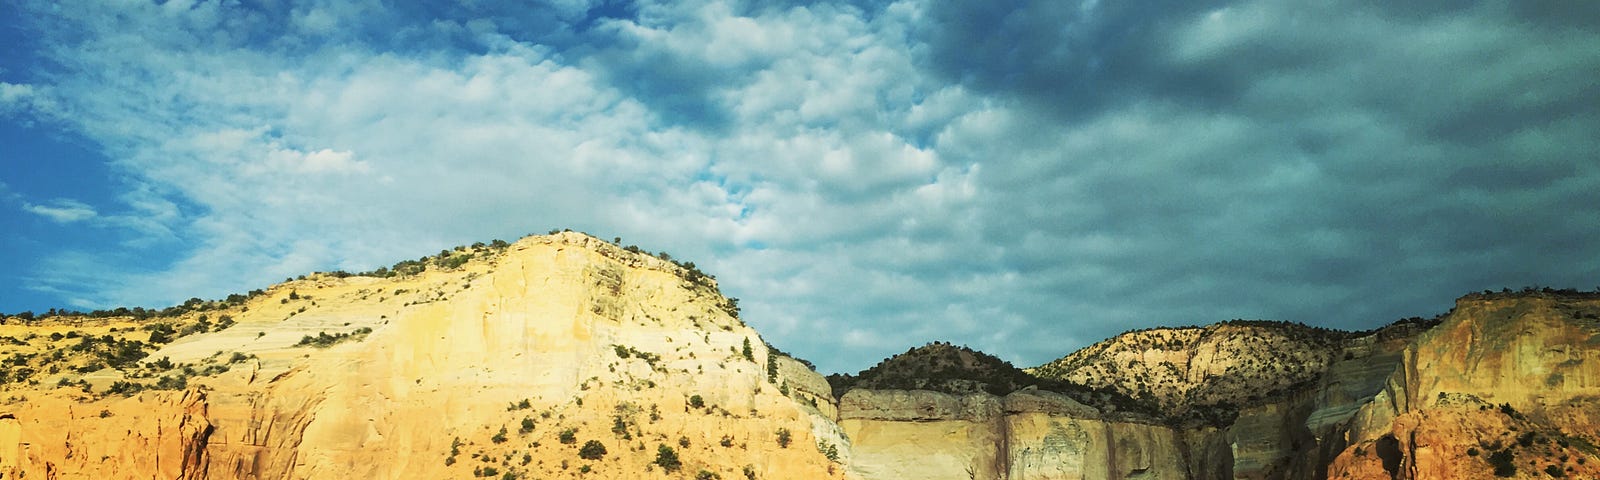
[742,338,754,361]
[579,440,607,460]
[559,428,577,444]
[688,394,705,409]
[612,415,632,439]
[767,353,778,384]
[655,444,682,472]
[776,428,791,448]
[817,441,839,461]
[1489,448,1516,477]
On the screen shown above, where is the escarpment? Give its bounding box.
[1329,292,1600,479]
[1,233,1596,479]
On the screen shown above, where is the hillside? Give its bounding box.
[0,231,846,479]
[1029,320,1355,425]
[825,342,1038,396]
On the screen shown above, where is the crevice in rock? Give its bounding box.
[1375,434,1402,480]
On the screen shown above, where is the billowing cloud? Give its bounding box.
[3,0,1598,372]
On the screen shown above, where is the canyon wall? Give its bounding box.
[839,294,1600,479]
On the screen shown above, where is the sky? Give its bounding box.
[1,0,1598,373]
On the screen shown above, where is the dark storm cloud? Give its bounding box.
[918,0,1600,363]
[917,0,1232,119]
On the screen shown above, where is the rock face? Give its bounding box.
[0,232,844,479]
[839,293,1600,480]
[1,234,1596,480]
[837,388,1188,480]
[1329,293,1600,480]
[0,389,213,478]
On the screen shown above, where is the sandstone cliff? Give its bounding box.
[1329,293,1600,479]
[838,388,1189,480]
[836,293,1600,479]
[1,234,1596,480]
[0,232,845,479]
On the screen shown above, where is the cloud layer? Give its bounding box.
[3,0,1598,372]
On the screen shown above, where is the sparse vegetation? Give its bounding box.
[1500,403,1523,419]
[1489,448,1516,477]
[766,350,779,384]
[829,341,1053,397]
[776,428,791,448]
[613,344,661,366]
[654,444,682,472]
[294,328,373,348]
[579,440,607,460]
[817,440,839,462]
[612,415,630,438]
[145,323,176,344]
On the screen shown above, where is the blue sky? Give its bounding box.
[2,0,1598,373]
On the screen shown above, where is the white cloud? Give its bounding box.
[258,148,368,175]
[23,199,98,223]
[0,82,35,111]
[9,0,1600,373]
[0,81,61,120]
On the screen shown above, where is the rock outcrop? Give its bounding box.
[0,232,844,479]
[1329,293,1600,479]
[838,292,1600,479]
[838,388,1188,480]
[0,389,213,479]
